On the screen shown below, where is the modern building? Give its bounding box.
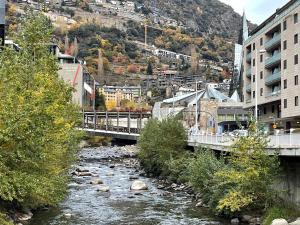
[242,0,300,132]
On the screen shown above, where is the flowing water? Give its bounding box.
[29,146,229,225]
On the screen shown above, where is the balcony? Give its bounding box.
[265,53,281,69]
[246,68,251,78]
[265,34,281,51]
[246,84,251,93]
[246,53,252,63]
[246,99,252,104]
[265,90,281,98]
[265,71,281,86]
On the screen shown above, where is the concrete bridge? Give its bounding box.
[81,111,300,206]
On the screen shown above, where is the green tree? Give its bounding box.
[0,12,81,212]
[146,61,153,75]
[95,91,106,111]
[138,118,187,176]
[215,122,280,214]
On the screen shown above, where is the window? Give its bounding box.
[294,13,298,23]
[284,79,287,89]
[295,54,298,65]
[272,105,275,113]
[253,58,255,67]
[253,75,255,83]
[283,20,287,30]
[253,91,255,98]
[260,71,263,79]
[283,40,287,50]
[284,99,287,108]
[264,107,267,114]
[253,43,256,51]
[284,60,287,69]
[260,88,263,96]
[295,96,299,106]
[260,54,263,62]
[295,34,298,44]
[295,75,299,85]
[260,38,263,46]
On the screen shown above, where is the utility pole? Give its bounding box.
[144,24,147,48]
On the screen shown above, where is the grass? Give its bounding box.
[263,205,300,225]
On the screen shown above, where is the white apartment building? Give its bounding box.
[243,0,300,132]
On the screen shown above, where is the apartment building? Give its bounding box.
[243,0,300,132]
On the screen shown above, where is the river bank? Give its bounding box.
[27,145,230,225]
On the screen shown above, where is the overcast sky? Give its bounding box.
[219,0,290,24]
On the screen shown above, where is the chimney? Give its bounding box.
[0,0,5,46]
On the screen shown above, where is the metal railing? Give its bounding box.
[265,34,281,50]
[265,53,281,68]
[265,71,281,85]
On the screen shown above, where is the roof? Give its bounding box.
[249,0,297,36]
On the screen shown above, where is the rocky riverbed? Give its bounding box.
[27,145,230,225]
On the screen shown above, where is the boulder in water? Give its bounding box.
[130,180,148,191]
[271,219,288,225]
[90,178,103,185]
[97,185,110,192]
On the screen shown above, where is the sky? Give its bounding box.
[219,0,290,24]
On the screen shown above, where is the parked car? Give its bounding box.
[229,129,248,137]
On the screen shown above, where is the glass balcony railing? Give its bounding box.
[246,68,251,78]
[265,90,281,98]
[265,71,281,85]
[265,34,281,50]
[265,53,281,68]
[246,84,251,92]
[246,53,252,62]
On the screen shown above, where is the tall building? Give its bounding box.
[230,12,249,97]
[242,0,300,132]
[0,0,5,46]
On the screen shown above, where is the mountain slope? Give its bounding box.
[136,0,255,42]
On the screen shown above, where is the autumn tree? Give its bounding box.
[0,12,81,215]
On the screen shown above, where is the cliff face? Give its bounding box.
[138,0,256,42]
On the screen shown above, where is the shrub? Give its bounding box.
[263,206,300,225]
[138,118,187,176]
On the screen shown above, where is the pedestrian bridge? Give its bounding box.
[81,111,300,156]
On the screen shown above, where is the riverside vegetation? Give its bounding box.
[138,118,299,224]
[0,14,81,223]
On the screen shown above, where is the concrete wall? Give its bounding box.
[279,157,300,207]
[58,63,83,107]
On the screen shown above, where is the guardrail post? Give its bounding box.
[94,111,97,130]
[117,111,119,132]
[82,111,85,128]
[290,128,295,146]
[128,111,131,134]
[105,111,108,131]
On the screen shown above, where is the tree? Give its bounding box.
[215,121,280,214]
[138,118,187,176]
[146,61,153,75]
[95,91,106,111]
[0,13,81,211]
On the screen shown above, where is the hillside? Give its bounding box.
[135,0,256,42]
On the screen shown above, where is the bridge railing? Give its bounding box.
[82,111,152,134]
[188,131,300,148]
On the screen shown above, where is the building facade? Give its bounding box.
[242,0,300,132]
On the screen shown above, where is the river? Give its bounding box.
[29,146,229,225]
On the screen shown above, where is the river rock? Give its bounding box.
[129,175,139,180]
[249,217,261,225]
[64,213,72,219]
[231,218,240,224]
[195,200,204,207]
[290,220,300,225]
[77,172,92,176]
[17,211,33,222]
[241,215,253,223]
[97,185,110,192]
[130,180,148,191]
[271,219,289,225]
[90,178,103,185]
[107,172,114,176]
[76,168,90,173]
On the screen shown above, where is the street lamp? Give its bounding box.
[255,48,266,121]
[194,80,199,134]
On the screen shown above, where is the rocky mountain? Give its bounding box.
[135,0,256,42]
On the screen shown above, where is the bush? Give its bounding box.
[138,118,187,177]
[263,206,299,225]
[167,153,191,183]
[188,149,227,208]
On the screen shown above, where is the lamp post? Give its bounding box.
[255,48,266,121]
[195,80,199,134]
